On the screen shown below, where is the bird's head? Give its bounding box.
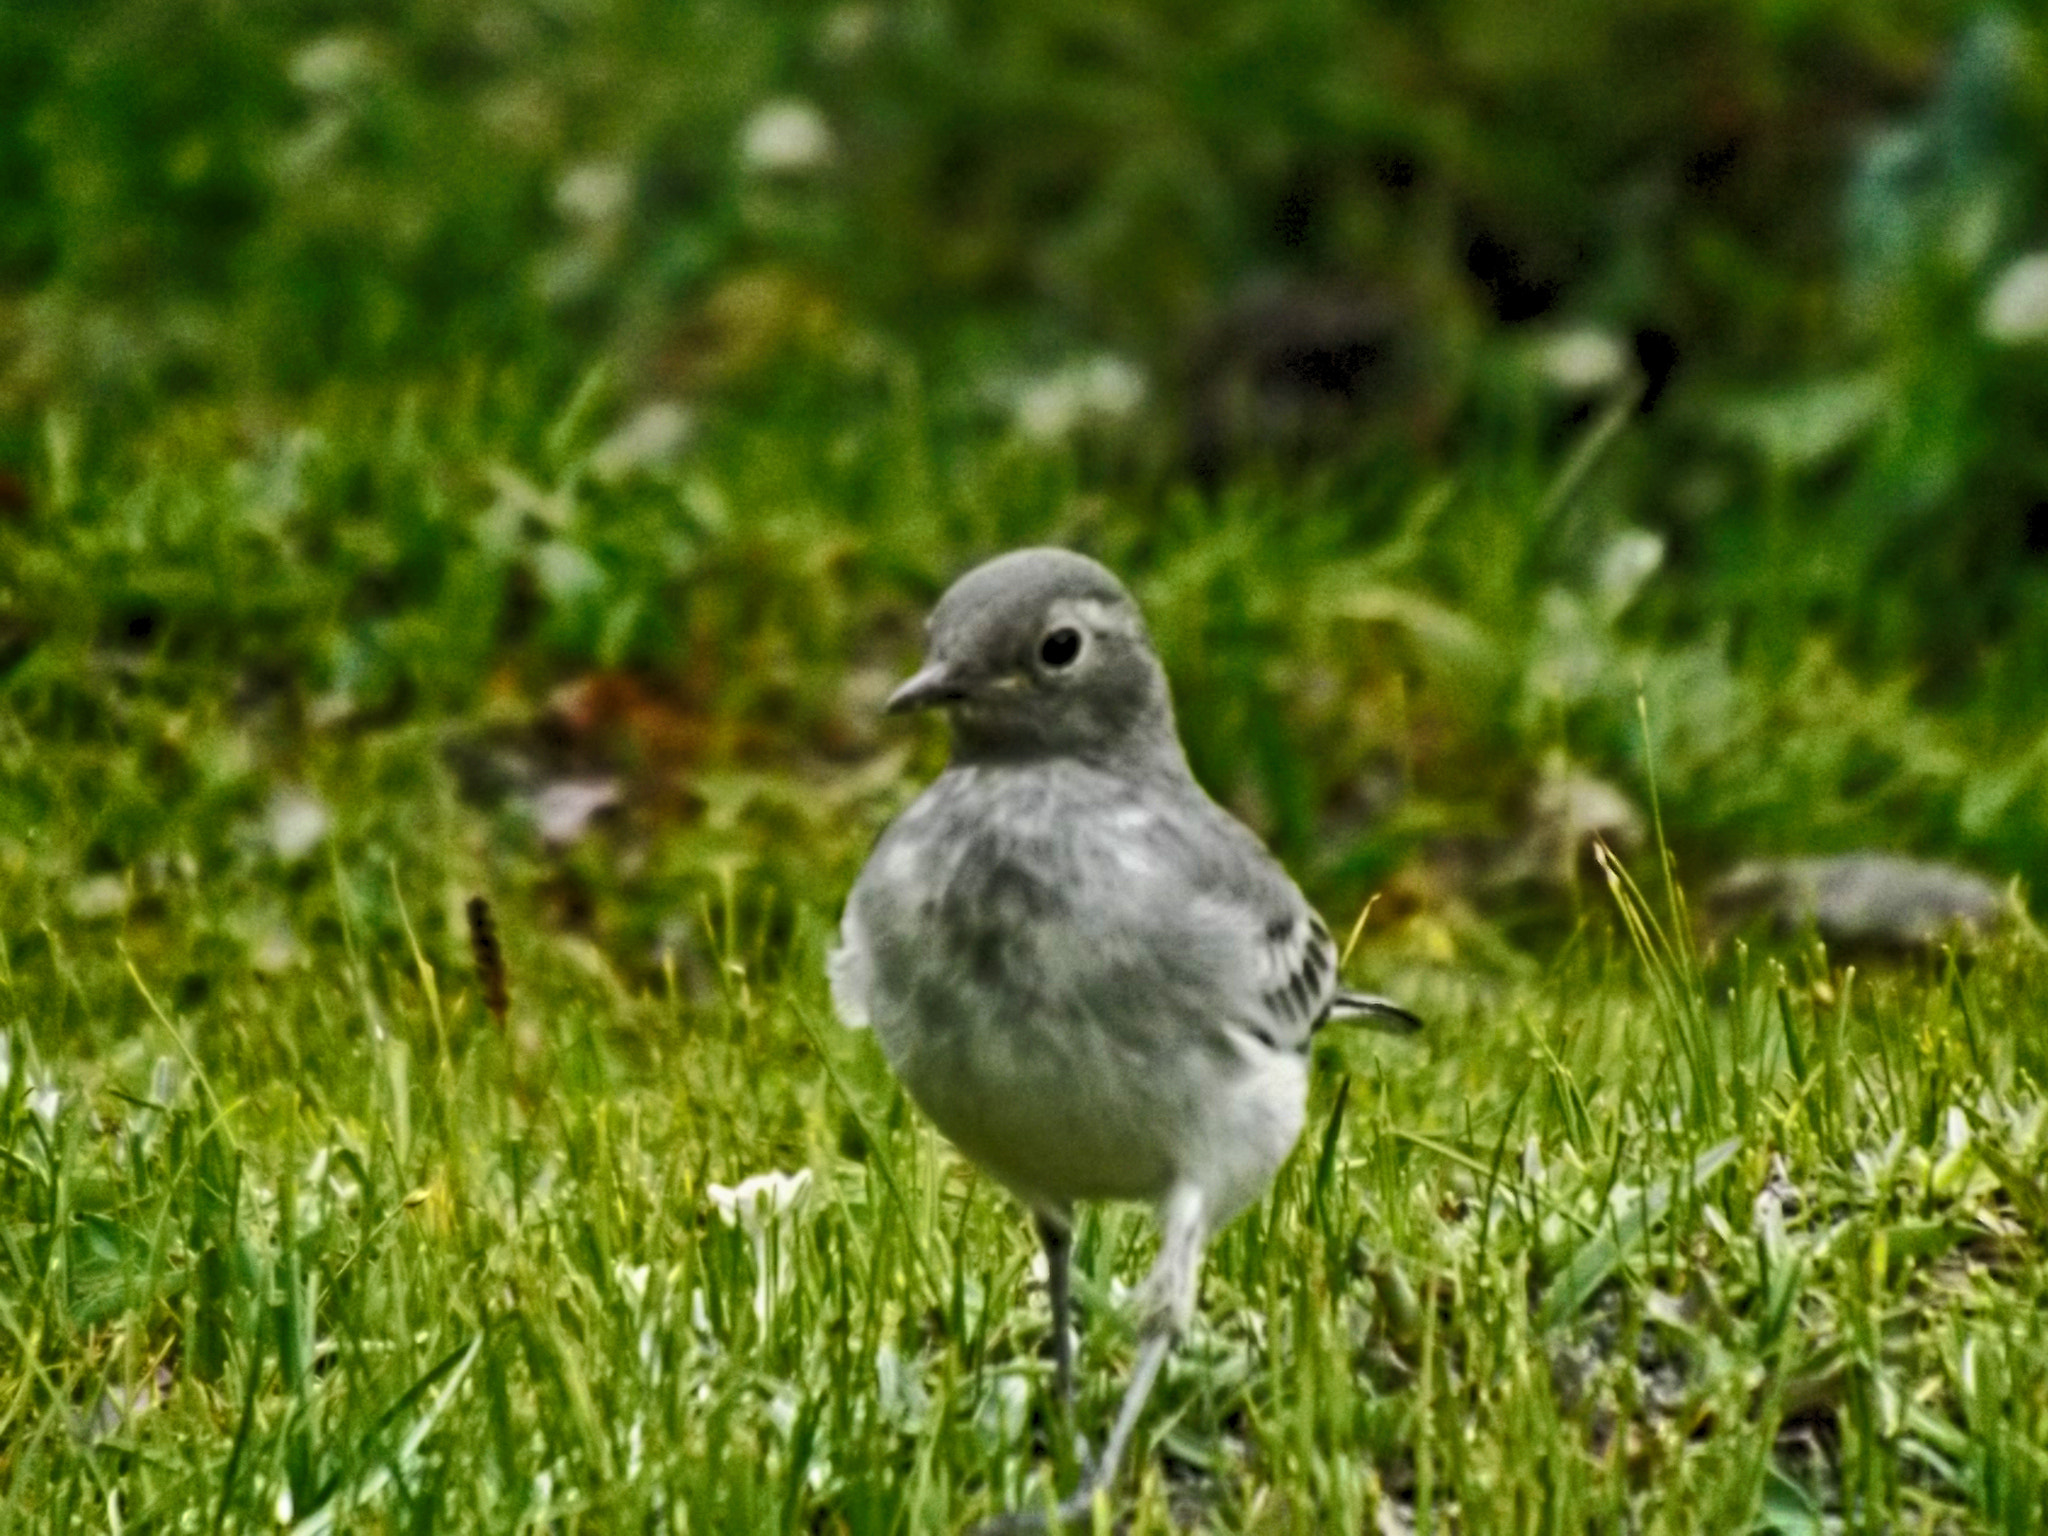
[887,548,1183,769]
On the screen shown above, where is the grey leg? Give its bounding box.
[1033,1209,1075,1411]
[975,1186,1208,1534]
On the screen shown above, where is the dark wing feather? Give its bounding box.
[1250,911,1340,1051]
[1252,915,1424,1044]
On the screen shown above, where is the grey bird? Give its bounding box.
[829,548,1420,1528]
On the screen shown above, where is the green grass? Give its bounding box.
[5,840,2047,1530]
[6,0,2048,1529]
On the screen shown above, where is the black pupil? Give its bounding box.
[1040,628,1081,667]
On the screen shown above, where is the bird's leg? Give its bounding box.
[1033,1209,1075,1413]
[1062,1183,1207,1514]
[1032,1206,1087,1476]
[975,1186,1208,1534]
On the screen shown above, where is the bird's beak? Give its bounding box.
[885,660,967,715]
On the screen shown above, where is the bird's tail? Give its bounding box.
[1326,989,1423,1035]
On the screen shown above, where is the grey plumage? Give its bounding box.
[830,547,1418,1528]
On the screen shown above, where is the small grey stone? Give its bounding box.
[1708,852,2006,951]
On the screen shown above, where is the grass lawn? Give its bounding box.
[6,808,2047,1529]
[5,1,2048,1530]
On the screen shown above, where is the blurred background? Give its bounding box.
[3,0,2047,994]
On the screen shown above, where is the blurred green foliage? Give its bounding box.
[8,6,2048,1530]
[2,0,2047,935]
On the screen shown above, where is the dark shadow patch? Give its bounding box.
[2023,500,2048,558]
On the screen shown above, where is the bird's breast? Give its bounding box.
[848,770,1280,1207]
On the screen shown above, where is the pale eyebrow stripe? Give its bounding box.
[1059,596,1141,636]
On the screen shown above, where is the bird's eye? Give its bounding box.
[1039,627,1083,668]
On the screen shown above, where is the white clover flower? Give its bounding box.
[706,1168,812,1326]
[1981,252,2048,344]
[740,101,835,176]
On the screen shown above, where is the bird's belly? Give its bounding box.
[876,991,1307,1216]
[897,1021,1175,1204]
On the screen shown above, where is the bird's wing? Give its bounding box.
[1234,900,1344,1053]
[1137,789,1418,1055]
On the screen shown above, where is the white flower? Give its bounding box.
[555,161,633,227]
[290,34,374,96]
[706,1168,812,1230]
[1012,355,1147,443]
[266,788,331,862]
[707,1168,812,1326]
[1981,252,2048,344]
[1944,1104,1971,1155]
[615,1260,652,1314]
[27,1081,61,1132]
[1537,327,1630,394]
[67,875,129,921]
[740,101,834,176]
